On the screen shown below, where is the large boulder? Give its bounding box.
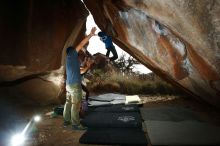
[0,0,89,104]
[84,0,220,107]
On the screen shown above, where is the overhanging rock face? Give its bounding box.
[84,0,220,107]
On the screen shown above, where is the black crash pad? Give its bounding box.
[79,128,148,145]
[81,112,142,128]
[140,106,200,122]
[88,104,140,113]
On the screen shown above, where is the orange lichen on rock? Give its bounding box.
[158,35,188,80]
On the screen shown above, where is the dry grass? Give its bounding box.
[87,72,184,95]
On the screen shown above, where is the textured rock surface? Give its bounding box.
[84,0,220,107]
[0,0,89,104]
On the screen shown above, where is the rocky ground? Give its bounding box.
[1,94,220,146]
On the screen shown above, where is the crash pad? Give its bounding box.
[145,120,220,145]
[88,104,140,113]
[140,106,200,122]
[79,128,148,145]
[81,112,142,128]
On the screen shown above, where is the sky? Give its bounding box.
[85,14,152,74]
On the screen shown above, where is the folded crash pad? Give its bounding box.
[88,100,112,107]
[88,93,126,102]
[88,94,143,107]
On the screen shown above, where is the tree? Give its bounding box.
[113,53,140,74]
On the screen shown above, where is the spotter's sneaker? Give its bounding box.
[63,121,71,128]
[72,124,87,131]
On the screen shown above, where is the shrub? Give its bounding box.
[88,72,184,95]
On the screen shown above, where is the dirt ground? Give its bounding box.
[1,94,220,146]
